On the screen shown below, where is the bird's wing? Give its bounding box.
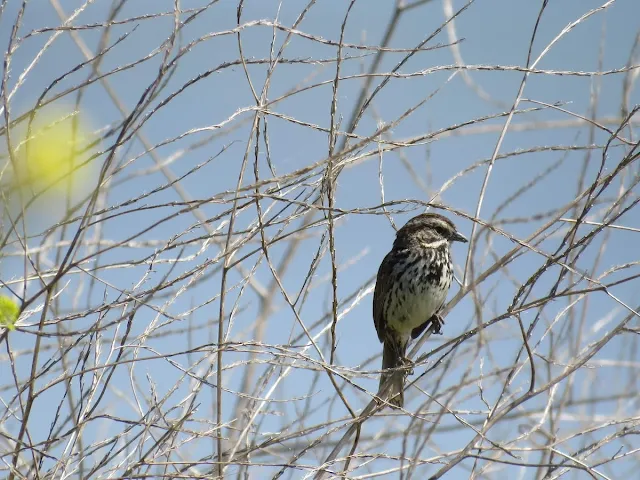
[373,251,395,343]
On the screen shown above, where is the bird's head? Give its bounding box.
[394,213,467,248]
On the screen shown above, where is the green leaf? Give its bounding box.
[0,295,20,331]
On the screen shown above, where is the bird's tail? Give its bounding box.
[379,339,406,408]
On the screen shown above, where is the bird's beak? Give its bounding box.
[452,231,468,243]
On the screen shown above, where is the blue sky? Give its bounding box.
[1,1,639,478]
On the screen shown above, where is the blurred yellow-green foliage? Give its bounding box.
[10,107,95,195]
[0,295,19,331]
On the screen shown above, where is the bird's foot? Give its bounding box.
[401,356,415,376]
[432,314,445,335]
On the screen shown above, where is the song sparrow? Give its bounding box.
[373,213,467,407]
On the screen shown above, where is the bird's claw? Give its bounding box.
[432,314,445,335]
[401,356,415,376]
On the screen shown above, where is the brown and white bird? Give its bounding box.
[373,213,467,407]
